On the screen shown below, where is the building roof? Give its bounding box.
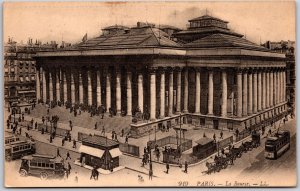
[195,137,214,145]
[82,136,119,148]
[158,24,181,31]
[70,26,181,50]
[188,15,229,23]
[185,33,269,51]
[174,26,243,38]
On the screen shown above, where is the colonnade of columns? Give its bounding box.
[36,66,286,120]
[236,68,286,118]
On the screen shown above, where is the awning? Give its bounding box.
[109,148,122,158]
[79,145,104,158]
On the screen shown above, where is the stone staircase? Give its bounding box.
[29,104,132,134]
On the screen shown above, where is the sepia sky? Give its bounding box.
[3,1,295,45]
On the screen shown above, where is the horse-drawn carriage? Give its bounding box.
[203,130,261,175]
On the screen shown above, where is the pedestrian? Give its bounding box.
[101,126,105,136]
[57,148,61,158]
[213,133,216,141]
[184,161,188,173]
[165,163,169,174]
[149,169,153,180]
[62,138,65,146]
[121,129,124,137]
[68,162,72,175]
[220,131,223,139]
[125,135,128,143]
[66,151,71,160]
[111,132,114,140]
[73,139,77,148]
[70,124,73,131]
[50,135,53,143]
[42,116,45,124]
[35,122,38,129]
[95,122,97,130]
[74,172,78,183]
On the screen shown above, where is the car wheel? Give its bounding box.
[19,169,28,177]
[40,172,48,180]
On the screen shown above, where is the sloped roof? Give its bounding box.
[189,15,228,23]
[70,27,181,50]
[82,136,119,147]
[175,26,243,37]
[185,33,269,51]
[195,137,214,145]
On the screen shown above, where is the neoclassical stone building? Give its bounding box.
[34,15,287,132]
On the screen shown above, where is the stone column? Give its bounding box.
[63,70,67,103]
[97,70,101,106]
[79,71,83,104]
[36,68,41,101]
[116,68,122,115]
[160,68,165,118]
[257,70,262,111]
[208,70,214,115]
[266,71,270,108]
[106,71,111,110]
[247,72,252,115]
[278,70,282,103]
[270,69,273,107]
[274,70,281,105]
[195,68,201,114]
[176,68,181,113]
[88,70,92,106]
[42,68,47,103]
[71,71,75,104]
[253,70,258,113]
[242,71,248,116]
[183,68,189,113]
[127,71,132,116]
[283,69,286,102]
[221,69,227,117]
[49,71,53,101]
[150,69,156,120]
[236,70,243,117]
[168,68,174,117]
[262,71,266,110]
[59,68,63,102]
[138,71,144,113]
[280,70,283,103]
[56,68,60,102]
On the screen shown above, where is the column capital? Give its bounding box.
[166,67,174,73]
[115,66,122,74]
[149,67,158,74]
[174,67,183,72]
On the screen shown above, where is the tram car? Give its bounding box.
[5,140,36,161]
[5,135,20,145]
[265,130,290,159]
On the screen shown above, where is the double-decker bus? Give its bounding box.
[265,130,290,159]
[5,140,36,161]
[19,154,65,180]
[5,135,20,145]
